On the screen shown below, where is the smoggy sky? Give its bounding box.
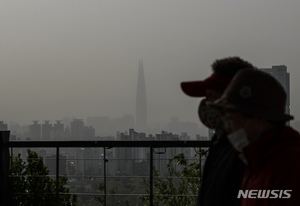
[1,1,300,127]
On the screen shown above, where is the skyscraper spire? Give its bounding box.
[136,60,147,130]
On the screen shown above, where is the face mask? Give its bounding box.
[227,120,250,152]
[198,98,224,129]
[227,119,264,152]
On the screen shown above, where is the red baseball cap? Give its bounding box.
[181,72,232,97]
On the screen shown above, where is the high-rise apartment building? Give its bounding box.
[70,119,84,140]
[30,121,41,141]
[260,65,290,116]
[82,126,95,140]
[115,131,131,173]
[84,148,101,176]
[153,131,180,174]
[76,148,85,177]
[50,121,66,141]
[42,121,52,141]
[53,120,64,132]
[86,116,111,136]
[136,60,147,130]
[0,121,8,130]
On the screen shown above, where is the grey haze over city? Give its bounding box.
[2,1,300,136]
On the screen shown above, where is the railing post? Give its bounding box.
[0,131,10,206]
[150,147,153,206]
[104,147,107,206]
[56,147,59,206]
[199,147,202,177]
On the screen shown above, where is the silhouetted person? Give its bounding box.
[211,69,300,205]
[181,57,255,206]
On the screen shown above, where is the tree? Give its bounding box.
[139,150,206,206]
[94,149,207,206]
[9,149,78,206]
[95,181,131,206]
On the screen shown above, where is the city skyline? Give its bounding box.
[4,63,295,139]
[2,1,300,130]
[7,114,204,140]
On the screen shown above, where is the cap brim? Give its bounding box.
[181,73,233,97]
[181,81,209,97]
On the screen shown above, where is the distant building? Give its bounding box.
[76,148,85,177]
[132,161,149,176]
[51,120,65,141]
[21,125,31,140]
[196,135,208,141]
[136,60,147,130]
[106,149,117,176]
[42,121,52,141]
[45,154,66,176]
[30,121,41,141]
[82,126,95,140]
[115,131,131,173]
[0,121,8,130]
[70,119,84,140]
[84,148,101,176]
[53,120,64,132]
[115,129,144,174]
[9,122,21,136]
[260,65,290,116]
[154,131,180,174]
[86,116,111,136]
[10,135,16,141]
[111,115,134,133]
[168,116,201,138]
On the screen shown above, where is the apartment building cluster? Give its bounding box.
[9,119,95,141]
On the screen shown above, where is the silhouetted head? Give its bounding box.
[181,56,255,99]
[211,68,293,135]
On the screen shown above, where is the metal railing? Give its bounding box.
[4,139,211,206]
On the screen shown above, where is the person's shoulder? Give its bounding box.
[272,127,300,164]
[273,144,300,180]
[265,126,300,162]
[282,126,300,137]
[279,126,300,145]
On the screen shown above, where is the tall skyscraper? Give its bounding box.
[260,65,290,115]
[136,60,147,130]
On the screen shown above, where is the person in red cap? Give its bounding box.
[181,57,255,206]
[211,69,300,205]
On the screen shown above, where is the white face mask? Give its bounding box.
[227,120,250,152]
[227,129,249,152]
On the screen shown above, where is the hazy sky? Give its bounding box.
[1,1,300,127]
